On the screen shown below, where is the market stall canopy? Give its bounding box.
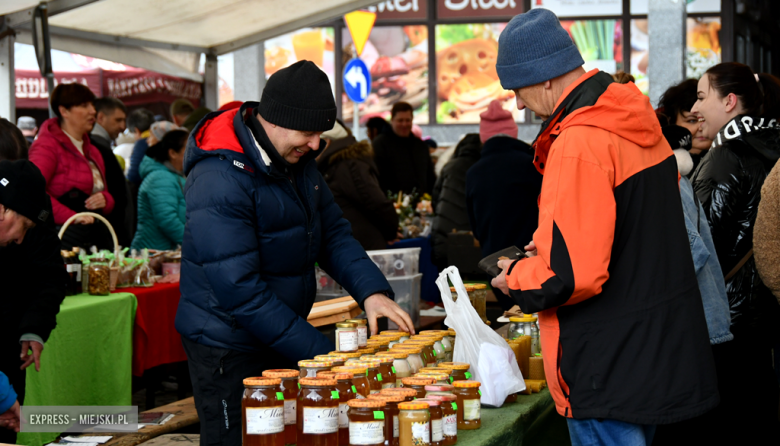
[3,0,381,80]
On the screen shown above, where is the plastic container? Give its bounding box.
[262,369,300,445]
[88,260,111,295]
[242,377,285,446]
[385,274,422,330]
[367,248,421,277]
[297,377,340,445]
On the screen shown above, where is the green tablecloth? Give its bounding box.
[18,293,137,446]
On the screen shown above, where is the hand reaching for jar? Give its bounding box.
[364,293,415,336]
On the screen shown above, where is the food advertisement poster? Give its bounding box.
[560,20,623,75]
[630,0,720,14]
[532,0,622,17]
[630,17,720,95]
[342,26,429,124]
[264,27,336,95]
[435,23,518,124]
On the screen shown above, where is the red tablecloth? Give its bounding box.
[121,282,187,376]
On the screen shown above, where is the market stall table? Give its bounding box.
[18,293,137,446]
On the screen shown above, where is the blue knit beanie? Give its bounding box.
[497,9,585,90]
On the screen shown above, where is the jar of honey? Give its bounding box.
[419,332,453,362]
[347,399,386,446]
[316,355,347,368]
[242,377,285,446]
[366,338,389,352]
[380,331,410,343]
[423,384,454,399]
[346,319,369,348]
[376,351,412,386]
[437,362,471,383]
[426,395,457,446]
[400,341,436,367]
[452,380,481,430]
[376,334,403,348]
[354,361,383,395]
[334,373,357,446]
[415,399,443,446]
[298,377,340,445]
[400,377,436,399]
[330,351,363,365]
[336,322,360,352]
[361,356,396,389]
[412,335,446,364]
[398,401,430,446]
[261,369,300,445]
[379,387,417,403]
[368,393,403,446]
[390,347,424,374]
[333,366,371,398]
[299,360,334,378]
[413,373,449,386]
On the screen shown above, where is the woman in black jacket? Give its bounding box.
[317,121,399,251]
[690,63,780,441]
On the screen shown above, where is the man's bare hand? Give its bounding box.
[491,259,515,295]
[364,294,415,336]
[20,341,43,372]
[0,400,21,432]
[524,241,537,257]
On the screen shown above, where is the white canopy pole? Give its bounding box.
[0,26,14,121]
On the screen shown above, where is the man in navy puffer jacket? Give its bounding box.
[176,61,414,446]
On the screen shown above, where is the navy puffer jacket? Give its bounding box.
[175,103,393,364]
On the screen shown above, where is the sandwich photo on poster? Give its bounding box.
[264,27,336,95]
[341,26,429,124]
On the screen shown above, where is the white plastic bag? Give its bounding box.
[436,266,526,407]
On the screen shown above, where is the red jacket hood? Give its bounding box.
[194,108,245,154]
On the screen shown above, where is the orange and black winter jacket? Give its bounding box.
[506,70,719,424]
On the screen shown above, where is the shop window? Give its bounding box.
[264,27,336,96]
[560,20,624,74]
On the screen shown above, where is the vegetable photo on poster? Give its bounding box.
[264,27,336,95]
[342,26,429,124]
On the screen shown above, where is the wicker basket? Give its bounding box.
[58,212,120,291]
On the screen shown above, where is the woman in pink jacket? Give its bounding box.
[28,83,115,249]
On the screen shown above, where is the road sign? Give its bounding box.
[344,10,376,57]
[343,58,371,104]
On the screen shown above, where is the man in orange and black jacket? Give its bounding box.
[491,10,718,446]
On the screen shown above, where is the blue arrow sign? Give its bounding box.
[343,58,371,104]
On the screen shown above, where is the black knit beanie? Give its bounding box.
[0,159,50,223]
[257,60,337,132]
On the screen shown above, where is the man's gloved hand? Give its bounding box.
[364,293,416,336]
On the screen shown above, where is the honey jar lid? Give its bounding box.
[366,339,388,345]
[391,346,422,354]
[438,362,470,371]
[452,380,481,388]
[333,373,354,380]
[336,322,358,328]
[299,377,337,387]
[354,360,381,369]
[333,366,367,375]
[415,373,448,381]
[381,330,410,336]
[298,360,333,368]
[315,354,347,362]
[262,369,300,378]
[427,393,457,402]
[420,367,451,374]
[415,333,443,340]
[404,339,435,346]
[513,316,537,322]
[374,333,402,340]
[317,371,337,378]
[376,351,409,359]
[346,319,367,326]
[381,387,417,397]
[368,393,406,403]
[401,377,437,386]
[416,398,441,406]
[357,347,377,354]
[509,317,524,322]
[424,384,454,392]
[447,328,456,335]
[347,398,385,408]
[243,377,281,386]
[398,401,430,410]
[472,283,488,290]
[330,351,362,358]
[361,355,394,364]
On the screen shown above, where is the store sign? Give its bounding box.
[15,70,101,108]
[367,0,427,20]
[532,0,622,17]
[437,0,523,19]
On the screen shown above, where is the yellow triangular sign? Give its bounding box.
[344,10,376,57]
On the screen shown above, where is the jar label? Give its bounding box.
[357,326,368,347]
[245,407,284,435]
[431,418,443,442]
[393,415,399,438]
[443,414,457,436]
[337,330,358,352]
[463,399,481,421]
[411,421,430,443]
[284,399,296,425]
[338,403,349,428]
[348,421,385,445]
[302,407,338,434]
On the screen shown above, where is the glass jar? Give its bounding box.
[354,361,383,395]
[379,387,417,403]
[422,385,454,399]
[423,332,453,362]
[470,283,488,324]
[380,331,410,343]
[438,363,471,384]
[334,373,357,446]
[336,322,359,353]
[242,377,285,446]
[414,336,446,364]
[530,316,540,355]
[415,399,443,446]
[346,319,369,348]
[376,334,403,349]
[426,395,457,446]
[316,355,347,368]
[87,260,111,295]
[508,317,525,340]
[298,377,340,445]
[376,352,412,386]
[390,347,424,373]
[299,360,334,378]
[366,341,388,353]
[347,399,386,446]
[398,401,430,446]
[331,351,363,365]
[332,366,371,398]
[400,377,436,399]
[362,356,397,389]
[401,341,436,367]
[262,369,300,445]
[368,393,403,446]
[452,380,481,430]
[413,373,449,386]
[418,368,451,378]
